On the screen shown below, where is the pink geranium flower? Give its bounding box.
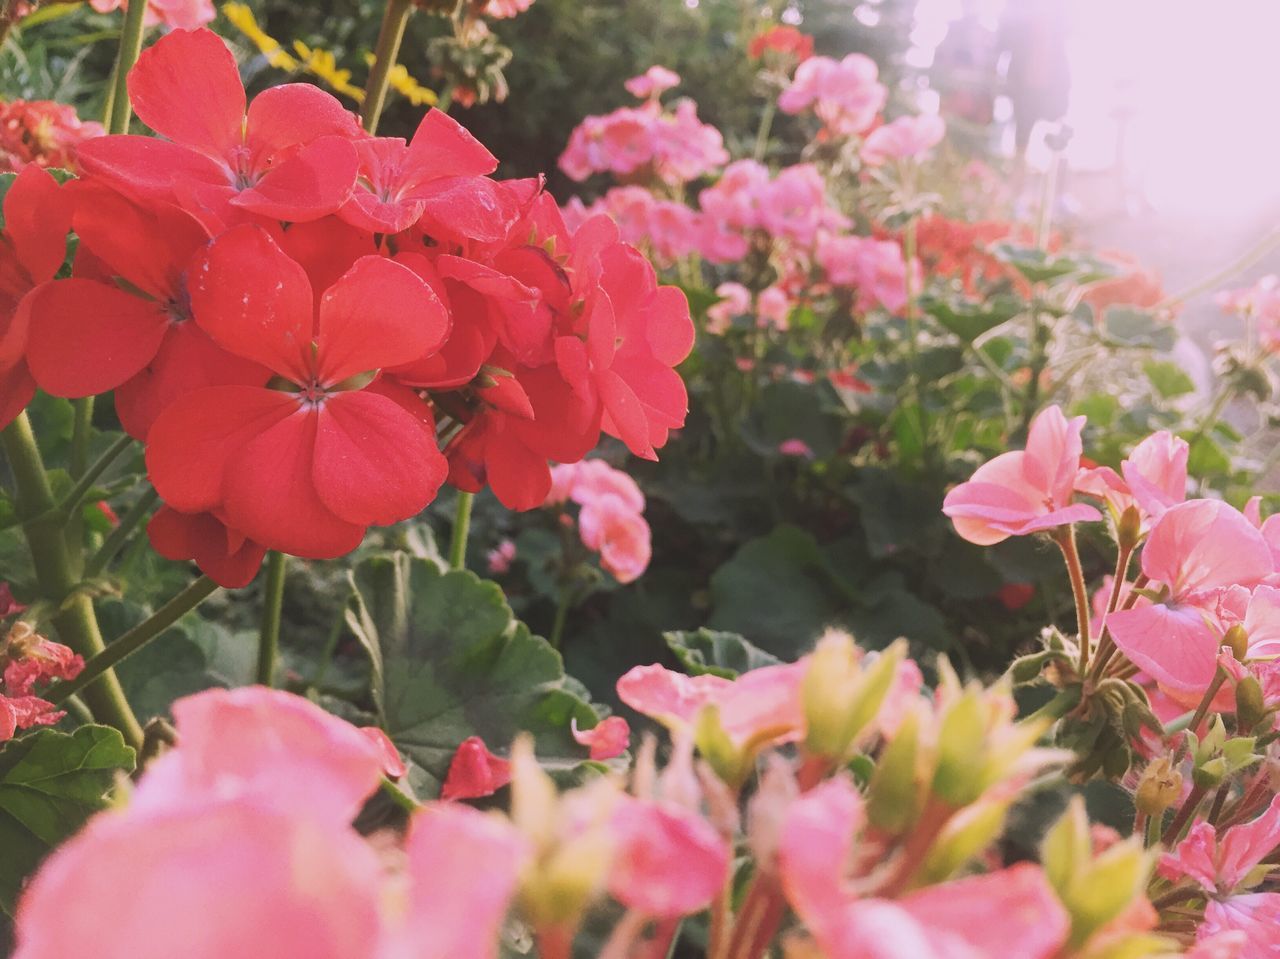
[778,53,887,137]
[1162,795,1280,954]
[860,114,946,167]
[624,66,681,100]
[706,281,752,333]
[89,0,215,30]
[1077,430,1189,530]
[817,234,916,313]
[572,715,631,760]
[442,736,513,801]
[757,285,792,329]
[1108,500,1273,699]
[942,405,1102,545]
[579,492,652,583]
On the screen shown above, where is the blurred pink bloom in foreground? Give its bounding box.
[860,114,946,166]
[778,53,887,136]
[89,0,215,29]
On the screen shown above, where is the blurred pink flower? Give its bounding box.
[707,281,752,333]
[757,164,848,247]
[486,538,517,574]
[1217,274,1280,352]
[579,492,652,583]
[860,114,946,167]
[779,438,814,458]
[625,66,681,100]
[0,99,104,172]
[559,101,726,187]
[757,284,792,329]
[572,715,631,760]
[817,235,916,313]
[475,0,535,18]
[943,405,1101,545]
[360,726,408,779]
[88,0,215,29]
[778,53,887,137]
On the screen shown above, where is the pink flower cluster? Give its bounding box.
[706,281,793,333]
[0,99,103,173]
[777,53,887,137]
[547,459,652,583]
[817,234,917,314]
[558,71,728,187]
[1217,274,1280,352]
[89,0,215,29]
[0,621,83,741]
[861,113,947,167]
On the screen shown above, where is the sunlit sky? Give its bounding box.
[909,0,1280,218]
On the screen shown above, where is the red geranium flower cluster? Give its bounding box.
[747,24,814,64]
[0,29,693,584]
[0,99,104,173]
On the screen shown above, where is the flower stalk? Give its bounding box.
[362,0,415,134]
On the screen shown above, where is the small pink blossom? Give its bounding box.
[441,735,512,801]
[778,53,887,137]
[1217,275,1280,352]
[624,66,681,100]
[860,114,946,166]
[757,164,849,247]
[579,492,652,583]
[706,281,752,333]
[817,234,916,313]
[558,101,726,187]
[779,438,814,458]
[757,284,792,329]
[699,159,771,233]
[571,715,631,760]
[88,0,215,29]
[942,405,1102,545]
[475,0,535,18]
[486,538,517,574]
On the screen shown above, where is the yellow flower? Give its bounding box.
[221,3,299,71]
[293,41,366,102]
[363,54,438,108]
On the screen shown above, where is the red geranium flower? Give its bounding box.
[145,225,450,558]
[25,184,267,438]
[77,28,361,227]
[0,166,72,429]
[147,505,266,589]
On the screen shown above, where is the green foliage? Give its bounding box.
[663,628,782,678]
[0,726,135,915]
[344,552,602,796]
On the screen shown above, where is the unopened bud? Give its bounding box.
[801,632,905,762]
[1225,624,1250,662]
[1134,757,1181,816]
[1117,505,1142,550]
[1236,676,1269,733]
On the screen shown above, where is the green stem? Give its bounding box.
[1145,810,1163,849]
[1054,526,1092,675]
[1,413,142,748]
[361,0,414,134]
[1186,666,1228,737]
[752,97,777,162]
[548,584,572,651]
[84,486,159,578]
[69,398,94,478]
[448,490,474,570]
[379,776,420,813]
[1159,225,1280,310]
[1161,782,1209,846]
[45,575,219,705]
[257,551,287,687]
[53,434,134,519]
[107,0,149,135]
[902,215,930,467]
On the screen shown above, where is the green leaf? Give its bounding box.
[1142,360,1195,399]
[1101,307,1176,351]
[0,726,135,915]
[345,552,600,797]
[664,628,783,679]
[845,468,941,559]
[995,245,1116,285]
[921,293,1024,341]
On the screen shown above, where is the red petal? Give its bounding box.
[586,290,617,370]
[507,364,601,463]
[244,84,361,163]
[223,408,366,558]
[76,136,230,204]
[599,369,657,460]
[145,385,298,513]
[114,321,270,441]
[147,506,265,589]
[416,177,517,247]
[127,28,245,159]
[71,183,208,302]
[5,167,72,283]
[404,110,497,182]
[0,361,34,430]
[316,256,448,384]
[25,279,169,398]
[189,225,314,382]
[338,187,424,235]
[486,429,552,511]
[232,136,358,223]
[278,217,377,307]
[644,284,695,366]
[312,390,445,526]
[477,374,535,419]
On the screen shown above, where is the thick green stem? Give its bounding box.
[45,575,219,705]
[85,486,159,577]
[361,0,414,134]
[69,398,94,478]
[448,490,474,570]
[107,0,149,135]
[257,551,287,687]
[2,413,142,749]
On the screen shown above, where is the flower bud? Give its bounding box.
[866,707,923,834]
[1134,757,1181,817]
[1236,676,1269,733]
[1224,624,1250,662]
[801,633,905,762]
[694,704,751,789]
[1117,505,1142,550]
[930,687,987,806]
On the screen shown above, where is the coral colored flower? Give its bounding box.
[706,281,751,333]
[608,795,731,918]
[548,459,645,513]
[0,166,73,429]
[147,505,266,589]
[78,28,360,226]
[859,114,946,166]
[26,185,268,440]
[1082,251,1166,316]
[131,687,385,824]
[13,799,386,959]
[145,225,449,558]
[748,25,814,63]
[486,538,517,574]
[0,582,24,618]
[572,715,631,760]
[943,405,1102,545]
[387,803,530,959]
[1162,795,1280,953]
[0,692,64,742]
[442,736,513,800]
[360,727,407,779]
[624,66,681,100]
[1108,500,1273,699]
[578,493,652,583]
[2,622,83,696]
[778,54,887,137]
[89,0,215,29]
[617,661,807,749]
[0,99,103,172]
[998,582,1036,610]
[338,109,499,235]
